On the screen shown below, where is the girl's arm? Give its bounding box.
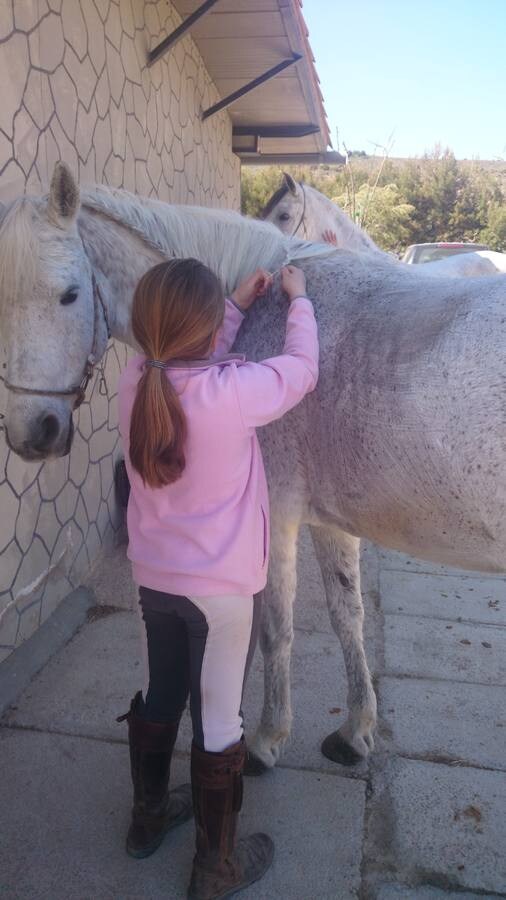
[211,298,246,358]
[211,269,272,358]
[231,296,318,428]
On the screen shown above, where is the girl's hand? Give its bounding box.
[322,229,338,246]
[231,269,272,311]
[281,265,306,301]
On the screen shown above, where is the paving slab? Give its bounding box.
[88,544,138,611]
[5,608,371,776]
[375,885,498,900]
[384,614,506,685]
[370,758,506,895]
[380,570,506,626]
[241,628,372,776]
[360,540,381,595]
[179,626,371,775]
[294,528,380,680]
[176,627,361,775]
[377,549,505,579]
[3,610,144,740]
[0,727,193,900]
[379,675,506,770]
[0,727,365,900]
[243,763,365,899]
[0,587,93,717]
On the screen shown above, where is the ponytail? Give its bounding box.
[127,258,224,490]
[129,366,187,488]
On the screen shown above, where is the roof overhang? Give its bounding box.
[240,151,345,167]
[169,1,340,164]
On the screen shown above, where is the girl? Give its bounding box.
[117,257,318,899]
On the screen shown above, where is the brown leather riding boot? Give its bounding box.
[117,691,193,858]
[187,739,274,899]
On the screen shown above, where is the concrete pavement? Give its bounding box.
[0,530,505,899]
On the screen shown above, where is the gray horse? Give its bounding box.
[1,163,506,772]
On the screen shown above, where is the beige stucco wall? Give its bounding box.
[0,0,240,662]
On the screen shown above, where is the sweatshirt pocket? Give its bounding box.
[260,505,268,568]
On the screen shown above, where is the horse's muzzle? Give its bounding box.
[5,410,75,461]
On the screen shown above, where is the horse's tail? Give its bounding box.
[287,237,339,264]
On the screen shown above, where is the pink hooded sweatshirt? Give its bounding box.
[118,296,318,598]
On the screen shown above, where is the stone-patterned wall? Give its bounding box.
[0,0,241,663]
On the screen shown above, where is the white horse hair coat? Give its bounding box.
[1,164,505,771]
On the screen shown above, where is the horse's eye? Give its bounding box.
[279,212,290,222]
[61,290,78,306]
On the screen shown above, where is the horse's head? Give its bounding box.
[262,175,384,256]
[0,163,108,460]
[261,173,306,236]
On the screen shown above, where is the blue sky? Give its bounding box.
[303,0,506,160]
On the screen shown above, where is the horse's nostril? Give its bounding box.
[35,413,60,450]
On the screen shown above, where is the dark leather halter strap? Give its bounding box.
[2,272,111,410]
[291,183,307,238]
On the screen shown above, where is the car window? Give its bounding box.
[418,246,484,263]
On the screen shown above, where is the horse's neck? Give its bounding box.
[78,187,331,350]
[78,207,163,346]
[79,187,291,321]
[337,213,382,256]
[306,189,385,257]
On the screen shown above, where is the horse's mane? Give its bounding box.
[0,186,335,316]
[261,183,290,219]
[0,198,41,315]
[80,185,332,293]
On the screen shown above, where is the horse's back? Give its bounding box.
[236,253,506,571]
[304,258,506,571]
[476,250,506,273]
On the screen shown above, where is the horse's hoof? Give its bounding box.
[243,749,269,777]
[321,731,363,766]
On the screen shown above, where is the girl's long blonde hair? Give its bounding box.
[130,258,225,488]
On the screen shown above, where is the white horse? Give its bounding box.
[1,163,506,774]
[263,173,506,276]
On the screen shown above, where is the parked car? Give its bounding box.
[402,242,489,264]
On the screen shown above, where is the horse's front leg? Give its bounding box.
[247,514,300,772]
[310,524,377,765]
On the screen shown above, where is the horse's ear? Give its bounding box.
[47,162,80,228]
[283,172,298,195]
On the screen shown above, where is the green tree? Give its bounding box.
[480,203,506,251]
[334,182,415,253]
[448,163,503,241]
[241,166,286,217]
[397,147,459,242]
[240,150,506,254]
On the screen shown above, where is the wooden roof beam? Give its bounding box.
[201,53,302,120]
[233,124,320,139]
[148,0,219,67]
[240,150,346,166]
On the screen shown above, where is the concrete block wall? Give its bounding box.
[0,0,241,662]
